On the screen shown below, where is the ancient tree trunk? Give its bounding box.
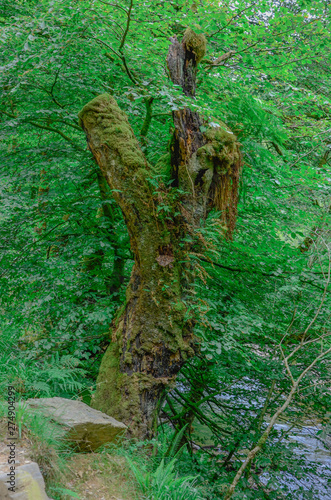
[78,29,242,438]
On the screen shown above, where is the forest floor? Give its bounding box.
[64,453,136,500]
[0,418,137,500]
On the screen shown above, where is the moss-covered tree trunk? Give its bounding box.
[79,29,242,438]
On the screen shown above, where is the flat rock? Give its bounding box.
[0,462,51,500]
[26,397,127,452]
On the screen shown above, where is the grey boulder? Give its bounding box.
[0,462,50,500]
[26,397,127,451]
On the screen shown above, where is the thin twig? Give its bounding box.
[119,0,133,50]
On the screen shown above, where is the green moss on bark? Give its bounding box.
[92,342,123,416]
[78,93,147,170]
[92,340,177,436]
[197,124,241,175]
[182,27,207,63]
[92,342,143,431]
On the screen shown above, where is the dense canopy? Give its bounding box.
[0,1,330,499]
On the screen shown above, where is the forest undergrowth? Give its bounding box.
[1,1,330,499]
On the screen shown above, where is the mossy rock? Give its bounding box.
[0,462,51,500]
[26,397,127,452]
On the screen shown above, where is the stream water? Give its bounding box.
[221,379,331,497]
[214,379,331,498]
[181,377,331,498]
[260,421,331,499]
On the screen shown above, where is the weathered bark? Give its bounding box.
[79,93,192,437]
[168,29,242,235]
[78,28,242,438]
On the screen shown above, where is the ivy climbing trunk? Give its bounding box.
[79,28,242,438]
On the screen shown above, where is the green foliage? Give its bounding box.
[120,427,203,500]
[0,350,89,399]
[48,487,81,499]
[127,456,202,500]
[1,0,330,498]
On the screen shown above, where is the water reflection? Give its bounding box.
[261,422,331,499]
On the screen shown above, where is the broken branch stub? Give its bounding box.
[167,28,242,235]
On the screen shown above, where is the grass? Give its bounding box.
[0,399,72,496]
[0,399,138,499]
[63,452,137,500]
[127,455,202,500]
[0,398,206,499]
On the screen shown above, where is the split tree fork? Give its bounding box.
[79,28,242,438]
